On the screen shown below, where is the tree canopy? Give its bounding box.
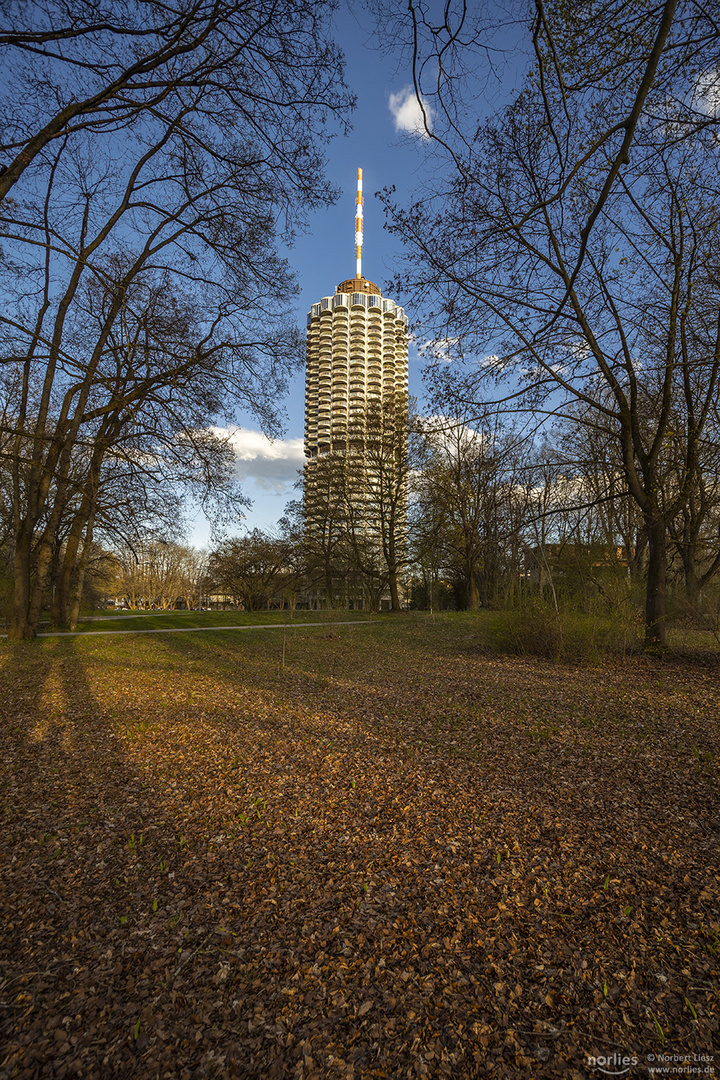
[382,0,720,645]
[0,0,353,638]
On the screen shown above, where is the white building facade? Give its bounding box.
[304,275,409,463]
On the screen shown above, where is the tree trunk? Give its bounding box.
[324,566,335,607]
[467,572,481,611]
[51,515,85,628]
[389,567,401,611]
[644,517,668,648]
[27,487,70,631]
[628,526,648,582]
[68,513,95,630]
[51,448,104,628]
[681,547,701,611]
[9,525,35,640]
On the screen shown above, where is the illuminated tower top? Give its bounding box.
[336,166,381,296]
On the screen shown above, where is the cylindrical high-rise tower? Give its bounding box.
[303,171,409,605]
[304,277,409,459]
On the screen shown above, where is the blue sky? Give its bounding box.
[190,3,526,546]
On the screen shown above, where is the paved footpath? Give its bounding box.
[2,620,374,639]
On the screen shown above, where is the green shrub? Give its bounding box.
[489,600,563,659]
[483,599,643,661]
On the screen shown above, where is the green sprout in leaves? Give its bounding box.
[650,1010,665,1048]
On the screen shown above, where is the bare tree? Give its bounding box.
[382,0,720,646]
[550,409,648,584]
[302,393,410,611]
[42,272,251,628]
[665,418,720,610]
[413,412,531,609]
[302,453,356,608]
[116,540,207,610]
[355,393,410,611]
[0,0,353,639]
[208,530,289,611]
[0,0,351,203]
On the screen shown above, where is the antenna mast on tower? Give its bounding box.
[355,167,363,278]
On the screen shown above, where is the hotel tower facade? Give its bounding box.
[303,169,409,601]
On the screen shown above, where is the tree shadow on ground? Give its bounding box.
[1,633,718,1078]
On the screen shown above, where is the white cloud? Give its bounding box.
[695,68,720,117]
[213,426,305,492]
[388,86,433,138]
[479,353,502,370]
[407,333,423,365]
[418,414,489,454]
[562,337,591,361]
[420,337,459,363]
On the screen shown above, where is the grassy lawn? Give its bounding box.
[1,614,718,1078]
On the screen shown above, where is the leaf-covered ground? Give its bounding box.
[1,615,718,1079]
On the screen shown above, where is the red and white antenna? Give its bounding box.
[355,167,363,278]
